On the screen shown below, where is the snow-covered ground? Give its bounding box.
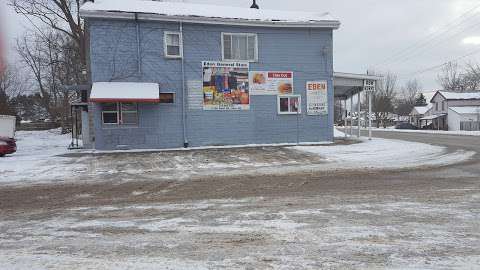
[364,127,480,136]
[1,195,479,269]
[0,129,475,186]
[0,129,75,183]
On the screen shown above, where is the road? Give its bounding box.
[0,131,479,269]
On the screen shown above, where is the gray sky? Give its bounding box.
[2,0,480,90]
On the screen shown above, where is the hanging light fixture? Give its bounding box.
[250,0,259,9]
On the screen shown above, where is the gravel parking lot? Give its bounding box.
[0,131,479,269]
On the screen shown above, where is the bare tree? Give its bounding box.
[372,72,397,128]
[395,79,422,117]
[463,62,480,91]
[16,30,79,131]
[437,62,463,92]
[10,0,86,70]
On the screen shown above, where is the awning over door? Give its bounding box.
[420,114,446,121]
[89,82,160,103]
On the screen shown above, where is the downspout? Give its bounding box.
[135,13,142,75]
[180,21,189,148]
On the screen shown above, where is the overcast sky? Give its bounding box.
[2,0,480,90]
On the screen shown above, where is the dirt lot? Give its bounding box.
[0,132,479,269]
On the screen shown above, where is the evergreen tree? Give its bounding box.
[415,93,427,106]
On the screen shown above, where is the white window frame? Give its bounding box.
[120,102,139,125]
[277,95,302,115]
[159,92,176,104]
[221,32,258,62]
[101,102,138,126]
[101,103,119,125]
[164,31,183,59]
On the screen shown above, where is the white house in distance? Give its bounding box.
[413,90,480,131]
[410,91,435,128]
[448,106,480,131]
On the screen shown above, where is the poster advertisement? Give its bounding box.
[202,61,250,110]
[249,71,293,95]
[306,81,328,115]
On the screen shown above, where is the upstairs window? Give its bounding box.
[164,31,182,58]
[222,33,258,61]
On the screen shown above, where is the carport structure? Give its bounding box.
[333,72,383,140]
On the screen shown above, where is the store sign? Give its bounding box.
[249,71,293,95]
[202,61,250,110]
[306,81,328,115]
[364,79,376,92]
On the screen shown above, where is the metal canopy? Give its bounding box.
[333,72,382,140]
[333,72,382,99]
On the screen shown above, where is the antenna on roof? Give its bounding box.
[250,0,259,9]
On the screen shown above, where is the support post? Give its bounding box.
[357,91,361,138]
[349,96,353,136]
[368,91,372,140]
[343,99,347,138]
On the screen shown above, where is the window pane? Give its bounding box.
[122,112,138,125]
[121,102,137,112]
[223,34,232,59]
[232,35,240,59]
[279,97,289,112]
[239,36,248,60]
[102,103,117,112]
[103,112,118,124]
[167,33,179,46]
[159,93,175,104]
[290,97,299,113]
[167,45,180,56]
[247,35,256,60]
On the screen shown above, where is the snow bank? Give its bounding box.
[369,128,480,137]
[293,137,475,170]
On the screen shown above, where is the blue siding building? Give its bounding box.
[80,0,340,150]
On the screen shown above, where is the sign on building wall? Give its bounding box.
[187,80,203,110]
[306,81,328,115]
[202,61,250,110]
[249,71,293,95]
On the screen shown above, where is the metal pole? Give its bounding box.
[296,107,300,145]
[357,91,361,138]
[368,91,372,140]
[349,96,353,136]
[343,98,347,138]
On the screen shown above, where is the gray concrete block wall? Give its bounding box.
[89,19,334,150]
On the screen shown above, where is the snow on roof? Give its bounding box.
[413,106,430,115]
[80,0,340,28]
[90,82,160,102]
[449,106,480,115]
[435,91,480,101]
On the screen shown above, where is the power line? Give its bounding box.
[397,47,480,79]
[383,19,480,68]
[374,3,480,68]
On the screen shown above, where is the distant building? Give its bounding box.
[414,90,480,131]
[409,91,435,128]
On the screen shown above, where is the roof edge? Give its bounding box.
[80,10,341,29]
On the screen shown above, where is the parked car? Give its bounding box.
[395,123,418,130]
[0,137,16,157]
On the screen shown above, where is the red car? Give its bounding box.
[0,137,16,157]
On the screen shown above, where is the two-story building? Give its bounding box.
[422,90,480,130]
[80,0,340,150]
